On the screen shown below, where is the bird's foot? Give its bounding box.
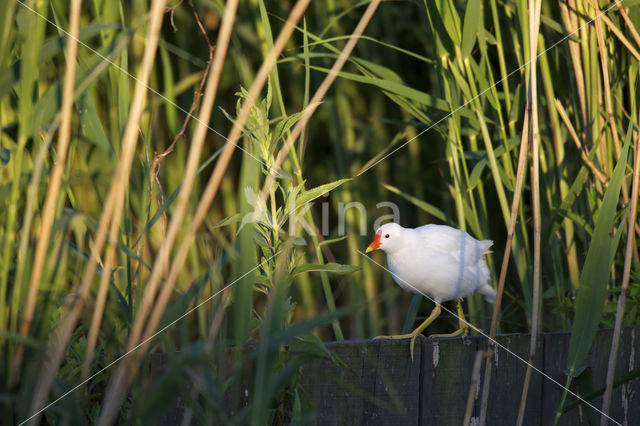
[409,332,424,361]
[372,333,425,361]
[429,326,469,339]
[373,333,414,340]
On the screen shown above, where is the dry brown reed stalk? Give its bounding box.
[463,350,484,426]
[81,0,217,380]
[554,99,609,185]
[617,3,640,48]
[588,0,631,206]
[516,0,543,423]
[96,2,310,423]
[12,0,82,382]
[479,106,531,426]
[598,11,640,62]
[600,114,640,424]
[25,1,168,424]
[258,0,381,205]
[559,0,589,144]
[593,4,623,162]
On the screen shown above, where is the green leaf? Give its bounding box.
[160,48,178,135]
[572,367,599,423]
[232,138,261,349]
[469,57,501,113]
[447,59,473,100]
[0,331,46,350]
[436,0,462,46]
[319,235,348,246]
[543,158,592,246]
[299,38,434,65]
[292,262,360,276]
[562,364,640,413]
[352,58,406,83]
[294,178,351,211]
[289,334,349,368]
[608,208,628,267]
[76,89,112,155]
[383,183,446,222]
[460,0,481,58]
[360,74,440,128]
[252,301,364,354]
[540,14,580,42]
[212,213,244,229]
[273,109,306,143]
[308,65,476,121]
[469,159,487,189]
[423,0,454,57]
[566,125,632,373]
[117,48,129,138]
[402,294,423,334]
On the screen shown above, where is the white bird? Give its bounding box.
[365,222,495,359]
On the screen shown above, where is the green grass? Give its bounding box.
[1,0,639,423]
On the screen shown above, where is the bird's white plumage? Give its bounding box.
[373,223,495,304]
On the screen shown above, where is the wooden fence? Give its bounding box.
[157,327,640,425]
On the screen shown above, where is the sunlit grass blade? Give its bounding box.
[382,183,446,222]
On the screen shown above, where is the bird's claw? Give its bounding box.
[371,334,424,361]
[409,333,426,361]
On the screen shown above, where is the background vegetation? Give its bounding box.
[1,0,639,424]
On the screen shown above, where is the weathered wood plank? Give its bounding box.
[299,340,379,425]
[482,333,543,426]
[366,339,421,425]
[419,336,479,424]
[618,326,640,425]
[590,327,640,425]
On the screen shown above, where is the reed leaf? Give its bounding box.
[566,126,631,374]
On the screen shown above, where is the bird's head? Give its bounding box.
[365,222,404,254]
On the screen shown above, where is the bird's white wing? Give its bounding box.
[414,224,492,265]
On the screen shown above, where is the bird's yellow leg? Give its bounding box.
[429,300,469,338]
[374,303,442,361]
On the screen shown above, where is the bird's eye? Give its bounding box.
[385,234,390,238]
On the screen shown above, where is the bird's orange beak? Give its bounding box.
[365,230,382,253]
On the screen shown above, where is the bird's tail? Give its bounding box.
[478,284,497,304]
[479,240,494,255]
